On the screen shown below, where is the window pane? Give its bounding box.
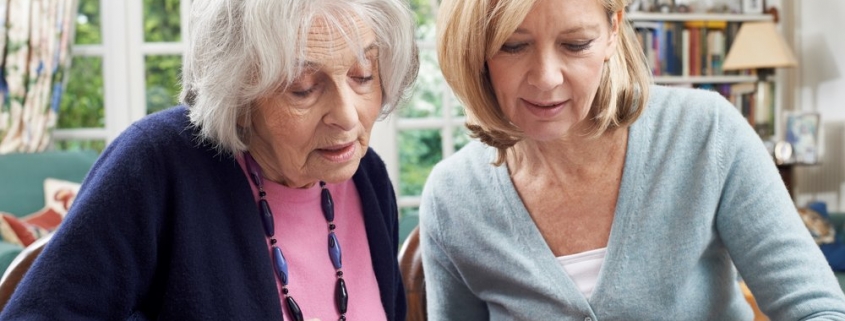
[410,0,436,40]
[399,49,444,118]
[145,55,182,114]
[54,139,106,153]
[399,207,420,244]
[59,56,104,129]
[399,129,442,197]
[144,0,181,42]
[75,0,101,44]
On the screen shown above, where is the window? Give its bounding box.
[56,0,189,152]
[387,0,470,219]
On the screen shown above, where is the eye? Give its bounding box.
[352,75,374,84]
[500,43,527,54]
[290,87,316,98]
[563,40,594,52]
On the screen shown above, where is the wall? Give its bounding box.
[790,0,845,210]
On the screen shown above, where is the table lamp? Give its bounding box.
[722,21,797,139]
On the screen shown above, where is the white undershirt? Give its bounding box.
[555,247,607,300]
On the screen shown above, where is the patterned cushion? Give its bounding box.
[0,178,80,246]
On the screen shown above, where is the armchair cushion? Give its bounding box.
[0,213,48,247]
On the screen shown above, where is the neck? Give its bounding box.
[245,150,316,189]
[507,127,628,181]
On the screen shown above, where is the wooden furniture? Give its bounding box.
[398,226,426,321]
[0,232,53,311]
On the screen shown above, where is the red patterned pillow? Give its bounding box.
[0,178,80,247]
[22,178,80,231]
[0,212,48,247]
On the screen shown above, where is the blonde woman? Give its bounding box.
[420,0,845,319]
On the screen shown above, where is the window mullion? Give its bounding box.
[100,0,133,143]
[127,0,147,123]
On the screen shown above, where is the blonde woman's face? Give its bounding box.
[486,0,618,141]
[248,17,382,188]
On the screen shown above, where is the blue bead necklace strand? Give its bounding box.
[244,152,349,321]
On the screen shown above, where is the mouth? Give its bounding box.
[522,98,566,108]
[521,98,568,119]
[316,142,357,163]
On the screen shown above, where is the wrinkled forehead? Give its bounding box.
[298,14,378,70]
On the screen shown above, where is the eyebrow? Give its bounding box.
[300,42,379,69]
[513,24,601,36]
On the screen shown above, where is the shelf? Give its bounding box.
[653,75,758,84]
[627,12,773,22]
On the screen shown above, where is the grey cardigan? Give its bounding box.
[420,86,845,320]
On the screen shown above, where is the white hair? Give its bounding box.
[180,0,419,154]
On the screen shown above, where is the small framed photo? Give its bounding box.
[742,0,765,14]
[785,112,820,164]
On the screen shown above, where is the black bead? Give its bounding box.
[335,278,348,314]
[259,191,266,197]
[286,296,304,321]
[329,223,336,230]
[270,239,277,245]
[321,188,335,221]
[258,199,275,237]
[282,288,289,294]
[336,271,343,277]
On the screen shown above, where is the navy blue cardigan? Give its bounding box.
[0,106,406,320]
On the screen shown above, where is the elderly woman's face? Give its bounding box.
[486,0,618,141]
[249,17,381,187]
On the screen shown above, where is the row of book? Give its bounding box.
[632,21,742,77]
[671,82,776,138]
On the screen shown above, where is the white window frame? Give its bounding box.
[54,0,191,144]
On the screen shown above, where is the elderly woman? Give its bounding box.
[420,0,845,319]
[1,1,417,320]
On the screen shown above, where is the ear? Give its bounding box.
[604,10,623,61]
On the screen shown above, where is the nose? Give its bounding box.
[323,85,360,131]
[526,50,564,91]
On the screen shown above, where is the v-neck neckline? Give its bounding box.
[491,121,646,307]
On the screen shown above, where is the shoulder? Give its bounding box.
[426,141,496,190]
[91,106,227,183]
[643,85,740,125]
[421,141,501,216]
[635,85,750,144]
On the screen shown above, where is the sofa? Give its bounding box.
[0,151,98,275]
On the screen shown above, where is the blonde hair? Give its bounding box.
[437,0,651,164]
[181,0,419,154]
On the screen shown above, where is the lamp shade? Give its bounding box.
[722,21,798,70]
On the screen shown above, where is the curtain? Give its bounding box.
[0,0,79,154]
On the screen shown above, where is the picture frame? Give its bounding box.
[742,0,765,14]
[785,112,821,164]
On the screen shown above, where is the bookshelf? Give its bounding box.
[628,12,778,138]
[627,12,773,22]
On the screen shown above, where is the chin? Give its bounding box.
[319,158,362,184]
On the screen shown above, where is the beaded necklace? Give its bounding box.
[244,152,349,321]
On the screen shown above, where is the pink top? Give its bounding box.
[237,157,387,321]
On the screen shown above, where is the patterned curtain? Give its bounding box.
[0,0,79,154]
